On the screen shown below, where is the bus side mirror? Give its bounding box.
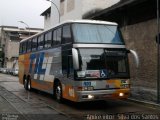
[72,48,79,70]
[129,50,139,68]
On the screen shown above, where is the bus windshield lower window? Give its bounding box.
[76,49,129,79]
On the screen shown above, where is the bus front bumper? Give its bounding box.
[76,89,130,102]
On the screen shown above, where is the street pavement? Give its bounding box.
[0,73,160,120]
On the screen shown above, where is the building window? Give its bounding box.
[67,0,75,12]
[60,0,65,16]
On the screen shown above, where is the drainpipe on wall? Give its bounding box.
[157,0,160,104]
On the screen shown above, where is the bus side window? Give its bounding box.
[32,38,37,51]
[68,55,74,77]
[56,28,62,45]
[38,35,44,50]
[27,39,32,52]
[22,42,26,53]
[19,43,22,54]
[53,30,57,46]
[45,31,52,48]
[62,25,72,44]
[62,50,73,77]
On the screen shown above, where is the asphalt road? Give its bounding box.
[0,73,160,120]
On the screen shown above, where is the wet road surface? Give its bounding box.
[0,73,160,120]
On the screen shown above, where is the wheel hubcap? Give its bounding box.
[56,86,61,100]
[25,79,27,88]
[28,80,30,90]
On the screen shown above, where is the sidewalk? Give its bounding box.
[0,85,75,120]
[127,98,160,110]
[0,87,25,120]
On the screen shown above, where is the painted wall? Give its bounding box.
[51,0,61,27]
[44,13,52,30]
[49,0,120,27]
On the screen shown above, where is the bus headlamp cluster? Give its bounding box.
[82,94,94,99]
[121,80,130,88]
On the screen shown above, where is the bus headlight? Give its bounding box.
[119,93,124,97]
[88,94,94,99]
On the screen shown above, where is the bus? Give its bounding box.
[18,20,138,102]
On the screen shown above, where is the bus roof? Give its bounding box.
[20,20,118,43]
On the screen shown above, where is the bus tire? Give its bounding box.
[24,77,28,90]
[54,82,63,103]
[27,79,32,91]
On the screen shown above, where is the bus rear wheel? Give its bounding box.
[24,77,31,91]
[54,82,63,102]
[27,79,32,91]
[24,78,28,90]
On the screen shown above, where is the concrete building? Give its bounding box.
[0,26,43,68]
[85,0,158,103]
[42,0,120,29]
[41,7,51,30]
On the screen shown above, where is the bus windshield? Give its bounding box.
[76,49,129,79]
[72,23,124,44]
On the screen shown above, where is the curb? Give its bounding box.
[127,98,160,110]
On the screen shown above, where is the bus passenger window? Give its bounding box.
[22,42,26,53]
[53,30,57,46]
[27,40,32,52]
[45,31,52,48]
[62,25,72,44]
[38,35,44,50]
[53,28,62,46]
[19,43,22,54]
[32,38,37,51]
[56,28,62,45]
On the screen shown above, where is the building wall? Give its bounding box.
[51,0,61,27]
[6,41,19,59]
[90,0,157,102]
[50,0,120,27]
[0,28,6,47]
[121,19,157,102]
[0,26,43,68]
[44,13,52,30]
[4,36,19,68]
[82,0,120,16]
[60,0,82,22]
